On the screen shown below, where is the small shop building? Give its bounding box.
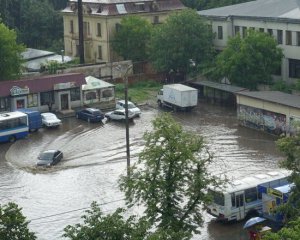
[236,91,300,136]
[0,73,85,113]
[82,76,115,109]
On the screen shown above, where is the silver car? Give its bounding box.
[105,109,135,121]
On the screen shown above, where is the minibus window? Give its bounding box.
[208,190,225,206]
[245,187,258,203]
[231,193,236,207]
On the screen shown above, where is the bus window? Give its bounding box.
[245,187,258,203]
[231,193,236,207]
[208,189,225,206]
[236,194,244,207]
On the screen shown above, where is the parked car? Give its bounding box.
[76,108,105,123]
[41,112,62,128]
[105,109,135,121]
[116,100,141,117]
[36,150,63,166]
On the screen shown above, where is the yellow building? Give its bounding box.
[62,0,185,63]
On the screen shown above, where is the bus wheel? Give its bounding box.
[9,136,16,143]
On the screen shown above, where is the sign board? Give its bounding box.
[53,82,76,90]
[267,188,283,199]
[10,86,30,96]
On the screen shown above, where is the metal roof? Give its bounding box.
[191,80,248,93]
[236,91,300,109]
[198,0,300,21]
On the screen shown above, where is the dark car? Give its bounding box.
[36,150,63,166]
[76,108,105,123]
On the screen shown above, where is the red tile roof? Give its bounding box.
[0,73,85,97]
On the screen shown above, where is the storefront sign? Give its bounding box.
[10,86,30,96]
[54,82,76,90]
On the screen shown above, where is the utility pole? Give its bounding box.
[78,0,85,64]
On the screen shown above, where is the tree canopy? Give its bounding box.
[0,22,25,80]
[0,202,36,240]
[149,9,214,78]
[120,113,219,238]
[112,16,152,62]
[276,134,300,220]
[214,30,283,90]
[0,0,65,52]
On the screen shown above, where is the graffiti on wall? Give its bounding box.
[238,105,286,136]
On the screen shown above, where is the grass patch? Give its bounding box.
[115,80,162,103]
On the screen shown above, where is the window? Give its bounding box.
[208,190,225,206]
[267,29,273,36]
[83,22,90,37]
[217,26,223,39]
[135,3,145,11]
[97,23,101,37]
[70,20,74,34]
[102,89,113,98]
[116,23,121,33]
[98,45,102,59]
[286,30,292,45]
[289,59,300,78]
[27,94,38,107]
[40,91,54,106]
[86,91,97,101]
[0,97,10,112]
[153,16,159,24]
[277,30,283,44]
[234,26,240,36]
[245,187,258,203]
[70,88,81,101]
[259,28,264,32]
[231,193,236,207]
[242,26,247,38]
[297,32,300,46]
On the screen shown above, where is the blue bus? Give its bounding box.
[0,112,29,143]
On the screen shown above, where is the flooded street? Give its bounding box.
[0,102,282,240]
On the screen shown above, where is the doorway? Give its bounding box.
[60,94,69,110]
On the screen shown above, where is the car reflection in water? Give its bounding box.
[36,150,63,167]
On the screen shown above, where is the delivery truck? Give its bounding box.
[157,84,198,111]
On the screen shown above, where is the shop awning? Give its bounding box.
[82,76,115,91]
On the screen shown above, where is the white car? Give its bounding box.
[116,100,141,117]
[41,112,62,128]
[105,109,135,121]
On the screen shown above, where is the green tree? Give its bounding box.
[0,202,36,240]
[120,113,219,238]
[149,9,214,78]
[112,16,152,61]
[214,30,283,90]
[263,217,300,240]
[276,134,300,220]
[63,202,149,240]
[0,22,25,80]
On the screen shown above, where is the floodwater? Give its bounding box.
[0,102,282,240]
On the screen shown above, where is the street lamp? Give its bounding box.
[116,64,133,177]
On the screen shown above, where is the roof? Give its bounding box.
[82,76,114,90]
[21,48,55,61]
[63,0,185,16]
[164,83,198,91]
[224,169,290,193]
[236,91,300,109]
[198,0,300,22]
[0,112,27,120]
[191,80,248,93]
[0,73,85,97]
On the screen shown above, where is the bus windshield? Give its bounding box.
[208,189,225,206]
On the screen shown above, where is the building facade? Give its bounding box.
[62,0,185,63]
[198,0,300,83]
[236,91,300,136]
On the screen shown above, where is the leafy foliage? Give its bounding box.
[120,113,220,238]
[149,9,214,77]
[0,0,65,51]
[0,202,36,240]
[63,202,149,240]
[181,0,252,10]
[112,16,152,61]
[276,135,300,220]
[214,30,283,90]
[0,22,25,80]
[263,217,300,240]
